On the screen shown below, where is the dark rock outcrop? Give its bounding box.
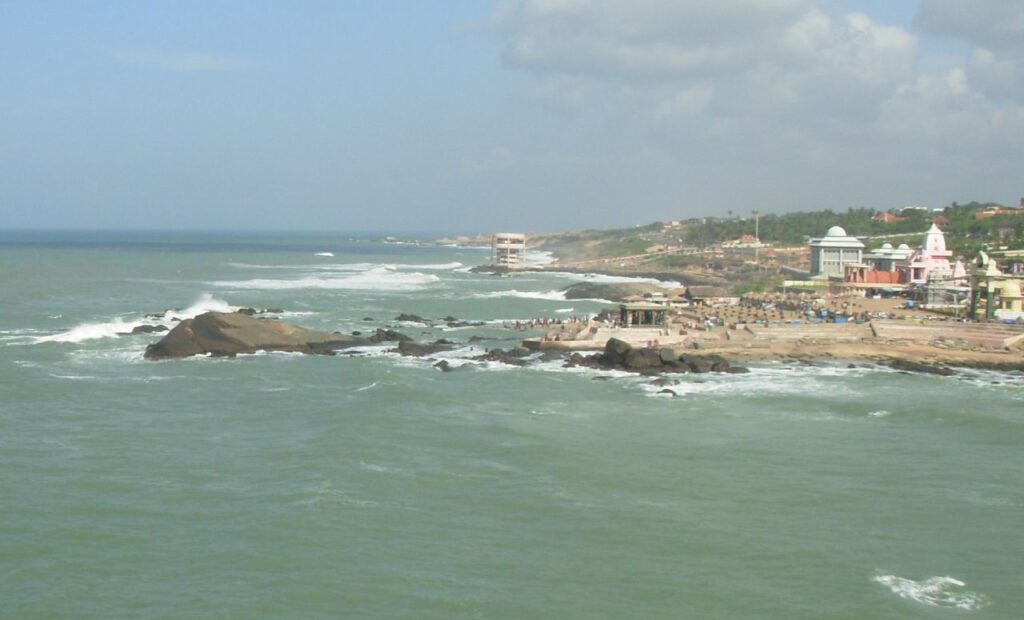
[468,265,515,275]
[602,338,633,365]
[395,313,427,323]
[396,339,457,357]
[236,307,283,316]
[681,354,713,373]
[562,282,665,302]
[119,324,168,336]
[944,359,1024,373]
[446,320,486,328]
[368,328,412,343]
[144,312,366,360]
[888,359,955,376]
[569,338,744,375]
[623,348,663,371]
[472,347,532,366]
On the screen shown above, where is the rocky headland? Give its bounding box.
[561,282,667,302]
[139,308,1024,382]
[144,311,367,359]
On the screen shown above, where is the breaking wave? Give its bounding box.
[874,574,988,610]
[522,250,556,266]
[34,294,233,344]
[546,271,680,287]
[212,267,441,291]
[227,261,462,272]
[473,290,568,301]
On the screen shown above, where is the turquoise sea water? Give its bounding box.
[2,231,1023,618]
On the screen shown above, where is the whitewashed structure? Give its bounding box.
[897,223,966,285]
[809,226,865,279]
[862,242,913,272]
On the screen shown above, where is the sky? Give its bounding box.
[1,1,1022,233]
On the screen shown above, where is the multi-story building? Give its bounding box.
[491,233,526,267]
[809,226,865,279]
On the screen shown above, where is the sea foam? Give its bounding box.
[228,260,461,272]
[545,271,680,287]
[212,267,440,291]
[473,289,568,301]
[874,574,988,610]
[35,294,233,344]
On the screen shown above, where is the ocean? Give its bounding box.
[2,231,1022,618]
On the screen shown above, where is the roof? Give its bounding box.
[809,225,865,250]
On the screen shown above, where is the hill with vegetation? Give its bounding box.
[530,201,1024,262]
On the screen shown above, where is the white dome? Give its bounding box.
[898,243,910,250]
[882,243,893,249]
[826,226,847,237]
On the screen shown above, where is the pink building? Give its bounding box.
[897,223,966,285]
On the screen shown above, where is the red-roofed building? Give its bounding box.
[871,212,906,224]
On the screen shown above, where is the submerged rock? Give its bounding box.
[367,328,412,343]
[395,313,427,323]
[472,347,532,366]
[119,324,168,336]
[236,307,283,316]
[888,359,955,376]
[144,311,366,360]
[396,339,457,357]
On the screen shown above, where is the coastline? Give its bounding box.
[682,339,1024,372]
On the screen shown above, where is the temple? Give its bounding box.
[897,223,966,285]
[970,252,1024,320]
[619,302,668,327]
[844,223,967,290]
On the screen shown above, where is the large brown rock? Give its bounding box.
[624,348,663,371]
[144,312,366,360]
[562,282,665,302]
[602,337,633,365]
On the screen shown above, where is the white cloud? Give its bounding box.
[916,0,1024,101]
[487,0,1024,216]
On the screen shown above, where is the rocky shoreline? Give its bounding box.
[140,312,1024,383]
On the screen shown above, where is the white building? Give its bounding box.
[897,223,966,285]
[809,226,865,279]
[863,242,913,272]
[491,233,526,267]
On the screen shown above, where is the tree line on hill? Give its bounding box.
[675,203,1024,253]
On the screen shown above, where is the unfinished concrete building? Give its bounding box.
[491,233,526,267]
